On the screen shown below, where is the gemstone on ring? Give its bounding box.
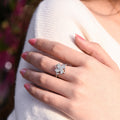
[55,63,66,77]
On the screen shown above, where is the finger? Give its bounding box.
[21,52,77,82]
[20,69,72,98]
[28,38,89,66]
[24,83,71,118]
[75,34,119,70]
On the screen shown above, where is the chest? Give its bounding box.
[92,14,120,45]
[82,1,120,45]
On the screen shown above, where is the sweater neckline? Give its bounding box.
[79,0,120,47]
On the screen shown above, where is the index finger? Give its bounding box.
[29,38,88,66]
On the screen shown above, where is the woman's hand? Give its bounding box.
[20,35,120,120]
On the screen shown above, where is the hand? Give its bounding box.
[20,34,120,120]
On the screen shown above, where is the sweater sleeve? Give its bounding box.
[8,0,84,120]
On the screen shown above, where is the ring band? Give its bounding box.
[55,63,67,77]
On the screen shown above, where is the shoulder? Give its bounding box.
[35,0,83,17]
[38,0,78,9]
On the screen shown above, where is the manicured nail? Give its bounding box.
[21,52,28,59]
[24,84,31,91]
[75,34,85,40]
[20,68,27,76]
[29,39,37,46]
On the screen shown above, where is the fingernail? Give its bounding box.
[75,34,85,40]
[24,84,31,91]
[29,39,37,46]
[20,68,27,76]
[21,52,28,59]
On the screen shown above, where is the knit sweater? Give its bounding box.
[8,0,120,120]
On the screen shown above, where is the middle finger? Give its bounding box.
[21,51,77,82]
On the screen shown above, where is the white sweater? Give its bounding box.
[8,0,120,120]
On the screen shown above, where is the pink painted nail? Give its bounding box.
[24,84,31,91]
[21,52,28,59]
[75,34,85,40]
[20,68,27,76]
[29,39,37,46]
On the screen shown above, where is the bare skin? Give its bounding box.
[19,1,120,120]
[82,0,120,44]
[20,35,120,120]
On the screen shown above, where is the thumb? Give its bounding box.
[75,34,119,70]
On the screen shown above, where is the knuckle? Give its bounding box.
[67,101,76,115]
[73,68,86,84]
[71,86,81,98]
[89,42,101,56]
[30,87,38,96]
[38,74,46,85]
[89,48,97,56]
[84,57,95,67]
[92,43,100,54]
[51,43,61,53]
[78,72,87,82]
[39,57,46,68]
[73,74,83,85]
[42,94,50,104]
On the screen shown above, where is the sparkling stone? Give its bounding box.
[56,63,61,68]
[60,70,64,74]
[55,69,60,73]
[55,63,66,76]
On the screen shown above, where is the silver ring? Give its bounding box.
[55,63,67,77]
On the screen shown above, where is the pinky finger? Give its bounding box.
[24,83,71,118]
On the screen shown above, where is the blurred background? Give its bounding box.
[0,0,41,119]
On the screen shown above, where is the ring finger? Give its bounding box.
[21,51,77,82]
